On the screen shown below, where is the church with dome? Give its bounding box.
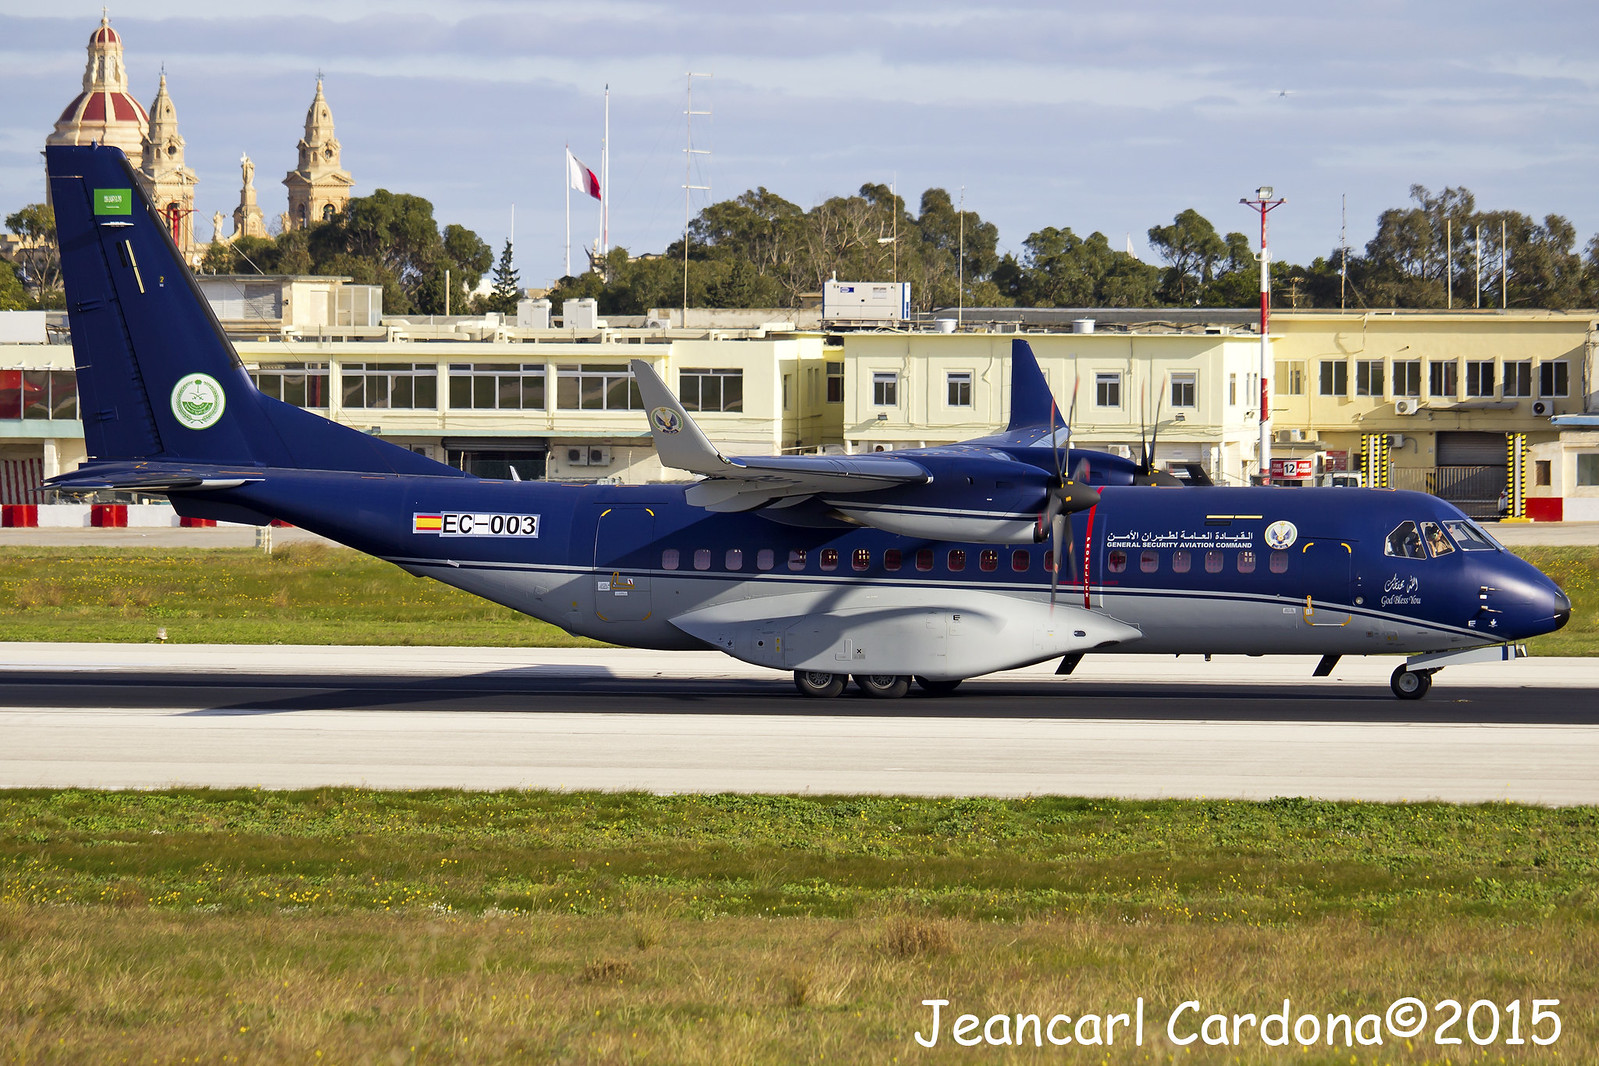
[45,13,354,262]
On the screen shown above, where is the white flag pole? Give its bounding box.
[602,85,610,258]
[564,146,571,278]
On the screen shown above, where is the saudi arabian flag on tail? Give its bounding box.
[567,150,601,201]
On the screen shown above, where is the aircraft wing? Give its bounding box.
[630,359,929,512]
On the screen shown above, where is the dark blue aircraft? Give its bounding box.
[43,144,1570,700]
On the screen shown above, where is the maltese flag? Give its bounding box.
[567,149,601,200]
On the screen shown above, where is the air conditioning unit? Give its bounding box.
[1273,428,1306,444]
[565,446,587,467]
[1108,444,1133,460]
[1532,400,1553,417]
[1394,399,1420,415]
[587,446,612,467]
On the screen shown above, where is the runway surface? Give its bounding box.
[1,644,1596,804]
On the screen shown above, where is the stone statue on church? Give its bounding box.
[212,211,226,243]
[241,153,254,188]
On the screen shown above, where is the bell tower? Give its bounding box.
[282,78,354,230]
[138,73,200,258]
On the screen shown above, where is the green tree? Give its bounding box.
[4,204,62,307]
[0,257,29,311]
[305,191,489,314]
[1147,208,1226,305]
[486,239,521,315]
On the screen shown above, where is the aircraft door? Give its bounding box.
[593,506,655,623]
[1298,538,1354,627]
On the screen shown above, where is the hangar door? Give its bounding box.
[1435,432,1506,519]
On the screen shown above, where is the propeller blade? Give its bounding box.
[1050,512,1064,610]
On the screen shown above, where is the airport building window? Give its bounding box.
[1,369,79,420]
[853,548,871,571]
[947,549,967,572]
[872,371,898,406]
[661,549,679,570]
[1140,550,1159,573]
[1095,372,1121,408]
[556,364,642,410]
[250,363,327,409]
[979,549,998,572]
[1269,550,1289,574]
[947,371,973,407]
[1578,454,1599,487]
[788,549,807,571]
[1385,521,1425,559]
[1172,550,1191,573]
[725,549,743,570]
[679,368,743,412]
[916,548,934,572]
[1231,373,1239,404]
[1275,363,1305,396]
[1393,361,1421,397]
[826,361,844,403]
[820,548,839,572]
[449,363,544,410]
[1204,550,1223,573]
[1466,361,1495,398]
[1429,360,1458,398]
[757,549,774,571]
[1237,550,1256,574]
[341,362,437,409]
[1170,372,1196,409]
[1107,550,1127,573]
[1011,549,1030,572]
[884,549,902,571]
[694,549,711,570]
[1318,361,1347,396]
[1539,360,1569,398]
[1355,360,1385,397]
[1535,460,1552,487]
[1504,361,1533,398]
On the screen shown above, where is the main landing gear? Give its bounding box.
[790,671,965,699]
[1389,664,1434,700]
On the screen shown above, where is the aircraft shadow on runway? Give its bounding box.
[0,669,1594,725]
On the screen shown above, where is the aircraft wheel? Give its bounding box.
[914,676,963,696]
[853,674,911,699]
[1390,665,1433,700]
[793,671,847,699]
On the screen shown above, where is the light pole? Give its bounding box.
[1240,186,1285,484]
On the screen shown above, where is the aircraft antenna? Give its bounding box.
[682,72,712,324]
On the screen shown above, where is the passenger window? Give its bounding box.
[1172,550,1191,574]
[916,548,934,572]
[694,549,711,571]
[948,549,967,572]
[1269,550,1288,574]
[1140,550,1158,573]
[884,549,902,571]
[853,548,871,571]
[1107,550,1127,573]
[788,549,807,571]
[662,548,680,570]
[1385,521,1425,559]
[1422,522,1454,557]
[1011,549,1030,572]
[979,549,998,572]
[820,548,839,571]
[1237,550,1255,574]
[725,549,743,570]
[1204,550,1223,573]
[756,548,774,571]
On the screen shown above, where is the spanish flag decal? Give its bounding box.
[412,513,444,533]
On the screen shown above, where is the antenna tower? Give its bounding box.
[682,72,712,323]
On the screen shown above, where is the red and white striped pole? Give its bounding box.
[1241,187,1285,484]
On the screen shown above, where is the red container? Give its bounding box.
[90,504,129,528]
[179,516,218,528]
[1,504,38,527]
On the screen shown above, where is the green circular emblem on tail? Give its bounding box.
[170,373,226,430]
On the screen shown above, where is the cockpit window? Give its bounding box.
[1421,522,1453,557]
[1442,519,1499,551]
[1385,520,1425,559]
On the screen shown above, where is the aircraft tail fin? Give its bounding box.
[45,143,459,478]
[1006,339,1058,432]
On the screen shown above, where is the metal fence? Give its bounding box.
[1388,465,1505,518]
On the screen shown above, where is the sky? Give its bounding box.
[4,1,1598,292]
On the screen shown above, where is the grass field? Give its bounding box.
[0,542,1591,654]
[2,790,1596,1063]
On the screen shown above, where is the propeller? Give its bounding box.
[1133,376,1185,488]
[1035,378,1099,609]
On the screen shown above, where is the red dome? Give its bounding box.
[91,24,121,45]
[57,90,148,126]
